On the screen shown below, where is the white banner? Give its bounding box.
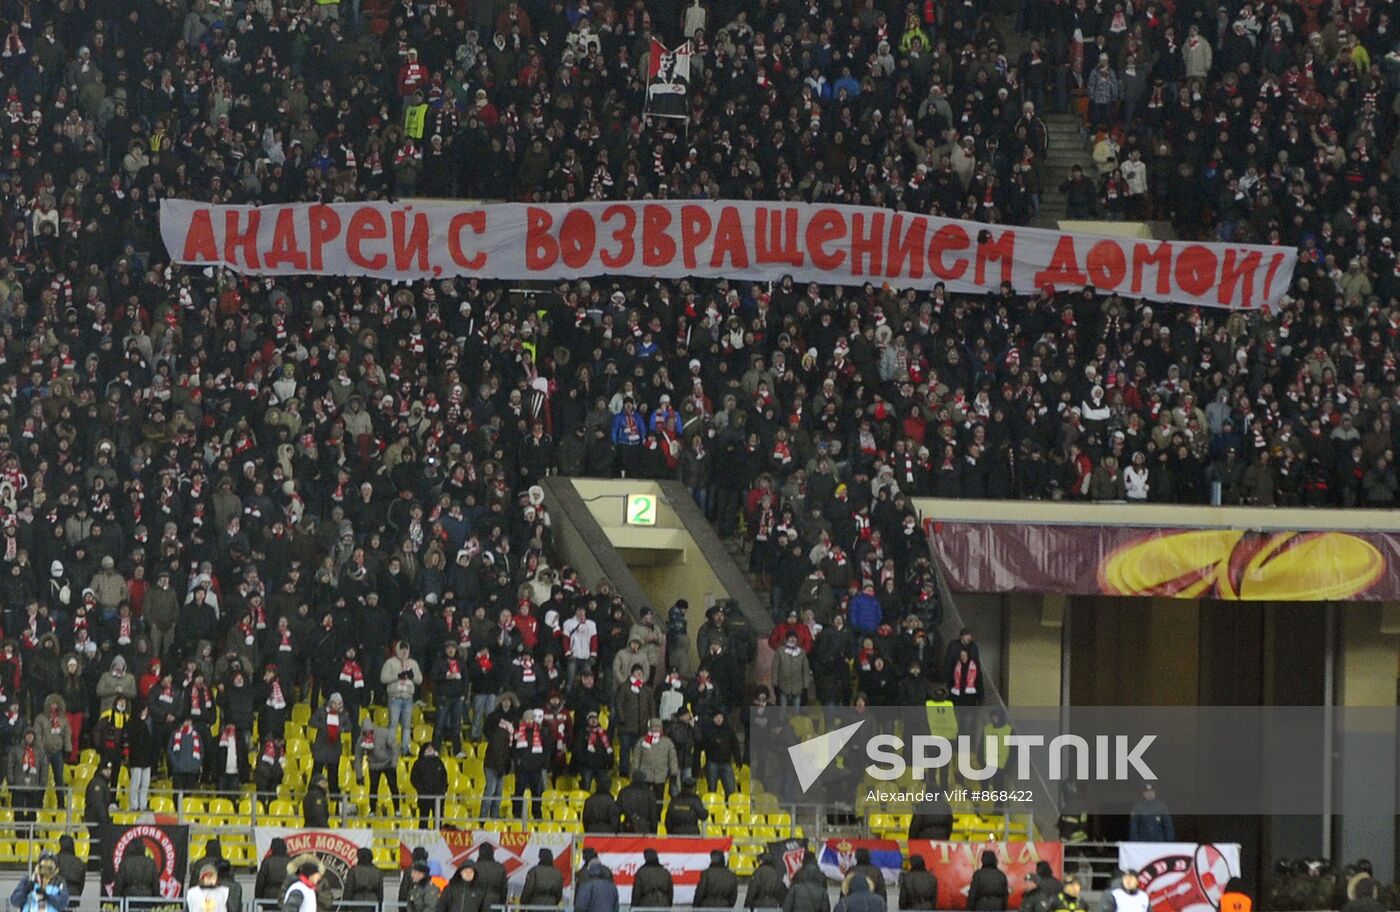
[582,836,731,904]
[254,827,374,899]
[1118,842,1242,912]
[159,199,1296,310]
[397,829,574,900]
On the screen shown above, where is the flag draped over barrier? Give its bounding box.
[582,836,732,904]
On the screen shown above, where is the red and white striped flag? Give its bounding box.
[583,836,732,903]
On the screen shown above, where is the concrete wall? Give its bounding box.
[570,479,729,644]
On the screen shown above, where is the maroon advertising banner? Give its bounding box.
[926,522,1400,601]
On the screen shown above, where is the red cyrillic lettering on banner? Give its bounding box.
[1130,241,1174,295]
[264,208,308,271]
[1033,235,1086,289]
[755,208,804,267]
[447,212,487,269]
[308,205,341,272]
[391,210,430,273]
[885,215,927,280]
[1174,245,1216,297]
[1217,250,1263,308]
[975,229,1016,286]
[851,212,885,276]
[224,210,261,270]
[347,208,389,271]
[1261,252,1286,306]
[806,209,847,271]
[1085,239,1127,290]
[525,207,558,271]
[710,206,750,270]
[559,210,597,270]
[181,208,219,263]
[599,205,637,269]
[680,206,712,270]
[642,205,676,267]
[928,224,970,281]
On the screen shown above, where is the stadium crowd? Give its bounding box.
[0,0,1387,852]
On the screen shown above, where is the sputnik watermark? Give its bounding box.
[866,733,1158,782]
[786,719,1157,795]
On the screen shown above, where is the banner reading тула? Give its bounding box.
[160,200,1296,311]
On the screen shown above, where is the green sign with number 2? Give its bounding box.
[626,494,657,526]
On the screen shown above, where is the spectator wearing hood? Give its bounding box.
[784,854,832,912]
[634,848,675,909]
[846,848,889,903]
[473,844,509,911]
[257,838,292,901]
[748,853,790,910]
[95,656,136,714]
[33,695,71,790]
[520,848,565,908]
[55,834,86,899]
[899,856,938,910]
[969,852,1011,911]
[695,850,739,908]
[574,861,620,912]
[836,874,886,912]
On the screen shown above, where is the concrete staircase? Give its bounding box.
[1037,112,1094,226]
[997,19,1096,227]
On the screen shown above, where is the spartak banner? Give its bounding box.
[927,522,1400,601]
[159,199,1296,310]
[906,841,1063,909]
[1118,843,1241,912]
[254,828,373,900]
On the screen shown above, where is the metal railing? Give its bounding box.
[1061,840,1125,893]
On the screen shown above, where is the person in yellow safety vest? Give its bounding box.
[924,685,957,790]
[403,92,427,140]
[981,708,1013,801]
[1057,781,1088,843]
[1050,876,1088,912]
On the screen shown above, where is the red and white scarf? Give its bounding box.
[951,659,979,696]
[21,743,36,774]
[174,725,202,762]
[339,661,364,689]
[514,722,543,753]
[587,727,610,752]
[641,730,662,748]
[188,683,212,718]
[266,678,286,710]
[517,656,536,683]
